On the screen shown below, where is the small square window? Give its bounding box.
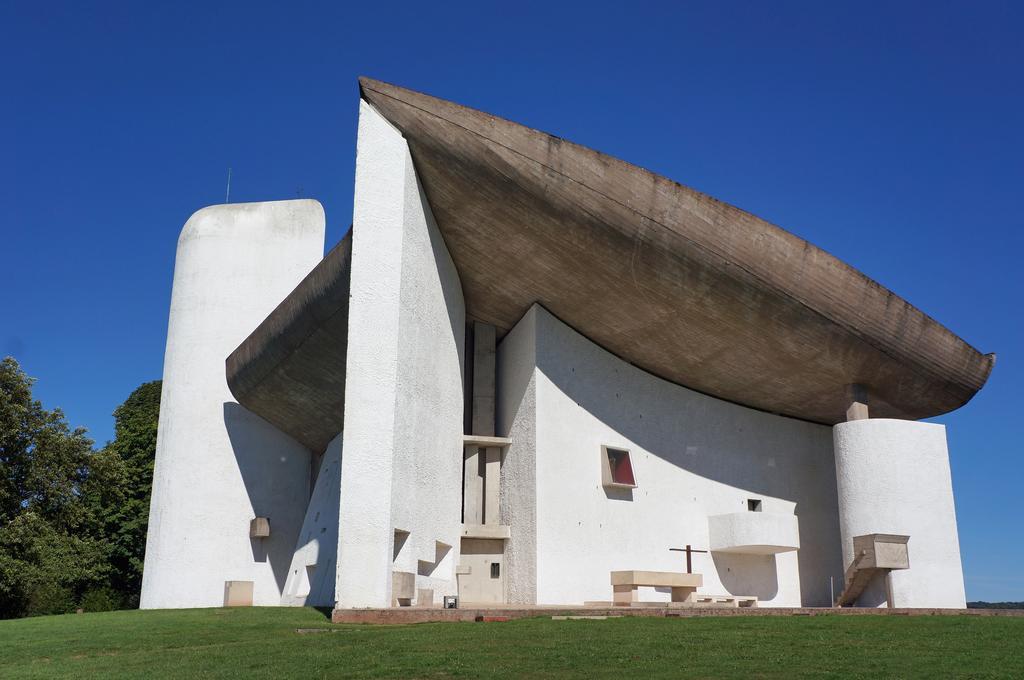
[490,562,500,579]
[601,445,637,488]
[747,499,762,512]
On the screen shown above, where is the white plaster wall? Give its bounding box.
[497,305,843,607]
[336,101,465,608]
[834,419,966,608]
[496,307,538,604]
[141,200,325,609]
[282,432,342,607]
[388,151,465,604]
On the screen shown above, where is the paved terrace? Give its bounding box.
[332,605,1024,624]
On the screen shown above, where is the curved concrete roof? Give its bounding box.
[227,77,993,450]
[226,234,351,452]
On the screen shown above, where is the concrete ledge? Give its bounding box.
[463,435,513,448]
[331,606,1024,624]
[460,523,511,539]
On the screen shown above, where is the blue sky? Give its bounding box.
[2,2,1021,601]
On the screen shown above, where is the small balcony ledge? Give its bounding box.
[708,512,800,555]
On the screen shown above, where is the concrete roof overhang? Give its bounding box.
[226,235,351,452]
[226,77,994,452]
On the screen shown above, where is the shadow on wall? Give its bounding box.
[418,171,466,391]
[250,536,266,562]
[712,553,780,600]
[224,402,311,596]
[532,306,843,606]
[283,437,342,607]
[418,542,453,577]
[538,338,830,496]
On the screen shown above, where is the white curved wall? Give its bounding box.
[498,305,843,607]
[834,418,966,608]
[141,200,325,609]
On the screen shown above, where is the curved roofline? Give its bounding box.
[359,77,993,424]
[226,78,994,439]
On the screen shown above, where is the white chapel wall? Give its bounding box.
[498,305,844,607]
[141,200,324,608]
[496,308,539,604]
[336,101,465,608]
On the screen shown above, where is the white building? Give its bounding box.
[140,78,993,612]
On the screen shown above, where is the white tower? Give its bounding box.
[141,200,325,608]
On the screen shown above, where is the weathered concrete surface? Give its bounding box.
[360,77,994,425]
[472,323,496,436]
[226,234,351,453]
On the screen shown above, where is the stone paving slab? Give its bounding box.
[331,606,1024,625]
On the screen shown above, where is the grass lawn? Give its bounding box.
[1,607,1022,679]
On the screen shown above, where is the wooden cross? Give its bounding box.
[669,544,708,574]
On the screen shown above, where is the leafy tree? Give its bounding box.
[0,512,110,616]
[82,380,162,607]
[0,357,161,617]
[0,357,94,532]
[0,357,110,617]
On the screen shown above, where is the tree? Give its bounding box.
[0,357,107,617]
[82,380,162,607]
[0,512,110,616]
[0,357,96,532]
[0,357,161,617]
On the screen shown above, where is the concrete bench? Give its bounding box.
[610,570,703,605]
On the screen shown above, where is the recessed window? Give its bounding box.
[601,445,637,488]
[490,562,500,579]
[747,499,762,512]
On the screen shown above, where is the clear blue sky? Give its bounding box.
[2,2,1021,601]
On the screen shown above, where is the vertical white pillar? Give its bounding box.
[336,102,410,608]
[337,99,466,610]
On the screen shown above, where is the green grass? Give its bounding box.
[0,607,1021,679]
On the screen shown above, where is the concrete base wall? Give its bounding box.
[336,101,465,608]
[834,419,966,608]
[497,305,843,607]
[140,200,325,609]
